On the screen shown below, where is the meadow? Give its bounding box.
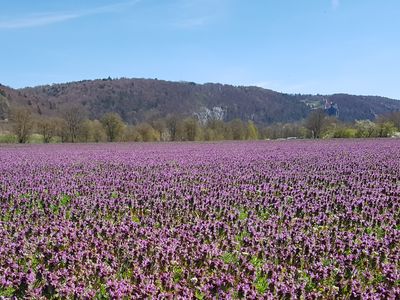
[0,140,399,299]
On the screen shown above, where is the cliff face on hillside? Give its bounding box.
[1,79,399,124]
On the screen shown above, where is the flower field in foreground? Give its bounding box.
[0,140,399,299]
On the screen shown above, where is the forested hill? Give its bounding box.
[1,78,399,124]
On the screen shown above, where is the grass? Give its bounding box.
[238,208,248,220]
[0,134,64,144]
[0,286,16,297]
[254,274,268,295]
[29,134,44,144]
[172,265,183,283]
[59,194,71,206]
[221,252,238,264]
[0,134,16,143]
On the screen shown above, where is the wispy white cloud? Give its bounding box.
[0,0,140,29]
[173,16,209,29]
[170,0,227,29]
[332,0,340,10]
[0,13,79,29]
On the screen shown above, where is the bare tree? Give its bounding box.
[53,117,68,143]
[151,119,167,141]
[229,119,246,140]
[182,117,200,141]
[136,122,159,142]
[61,105,85,142]
[305,109,326,139]
[36,116,57,143]
[101,112,124,142]
[206,120,230,140]
[79,119,92,143]
[166,115,179,141]
[10,106,33,143]
[123,126,142,142]
[91,120,107,142]
[246,121,259,140]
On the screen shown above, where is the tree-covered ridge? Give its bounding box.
[1,78,399,125]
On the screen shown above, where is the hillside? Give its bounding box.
[1,78,399,124]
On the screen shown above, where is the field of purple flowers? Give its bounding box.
[0,140,399,299]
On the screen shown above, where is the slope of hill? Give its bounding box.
[1,79,400,124]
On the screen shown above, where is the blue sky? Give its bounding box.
[0,0,399,99]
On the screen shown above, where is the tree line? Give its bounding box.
[2,105,400,144]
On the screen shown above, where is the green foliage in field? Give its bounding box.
[0,134,17,143]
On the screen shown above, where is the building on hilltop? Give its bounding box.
[324,99,339,118]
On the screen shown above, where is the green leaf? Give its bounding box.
[95,284,109,299]
[0,286,16,297]
[221,252,238,264]
[59,194,71,206]
[238,209,248,220]
[172,265,183,283]
[254,275,268,294]
[195,289,205,300]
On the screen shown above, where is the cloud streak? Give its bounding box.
[173,16,209,29]
[0,13,79,29]
[170,0,227,29]
[0,0,140,29]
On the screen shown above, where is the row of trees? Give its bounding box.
[5,106,260,143]
[302,109,400,139]
[4,106,400,144]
